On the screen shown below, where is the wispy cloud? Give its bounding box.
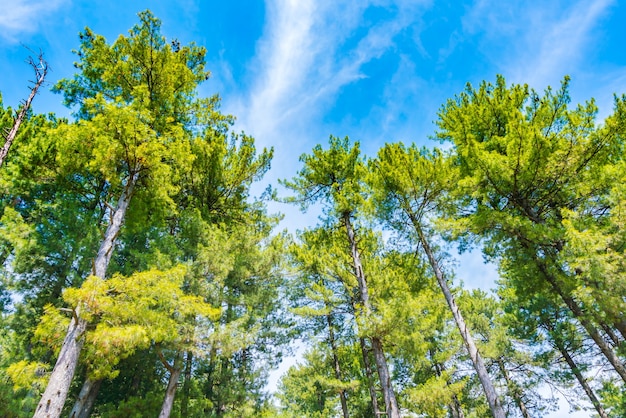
[463,0,614,88]
[227,0,430,155]
[0,0,68,43]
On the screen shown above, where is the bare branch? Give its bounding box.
[0,49,49,167]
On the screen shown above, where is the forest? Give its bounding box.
[1,10,625,418]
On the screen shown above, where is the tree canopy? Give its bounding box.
[0,10,625,418]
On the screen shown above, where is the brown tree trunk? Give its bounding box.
[343,213,400,418]
[0,54,48,167]
[33,172,139,418]
[69,378,102,418]
[412,220,505,418]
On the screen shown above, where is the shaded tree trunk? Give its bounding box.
[449,395,465,418]
[33,172,139,418]
[69,378,101,418]
[343,213,400,418]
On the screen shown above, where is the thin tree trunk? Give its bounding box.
[159,354,183,418]
[450,395,465,418]
[343,213,400,418]
[181,351,193,417]
[534,257,626,383]
[412,220,505,418]
[69,378,101,418]
[0,54,48,167]
[496,358,530,418]
[547,327,608,418]
[33,172,139,418]
[326,310,349,418]
[359,337,381,417]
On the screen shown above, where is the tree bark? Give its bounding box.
[0,54,48,168]
[343,213,400,418]
[412,220,505,418]
[159,354,183,418]
[449,395,465,418]
[326,311,349,418]
[181,351,193,417]
[32,314,87,418]
[533,257,626,383]
[547,326,608,418]
[33,172,139,418]
[69,378,101,418]
[359,337,381,417]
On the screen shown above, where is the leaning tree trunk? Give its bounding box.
[545,323,609,418]
[33,172,139,418]
[533,257,626,383]
[0,54,48,168]
[413,221,505,418]
[69,378,101,418]
[343,213,401,418]
[159,353,184,418]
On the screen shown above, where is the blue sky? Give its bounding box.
[1,1,625,415]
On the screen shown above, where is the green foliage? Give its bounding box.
[281,135,368,217]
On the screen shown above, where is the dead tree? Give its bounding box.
[0,52,49,167]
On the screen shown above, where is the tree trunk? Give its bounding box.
[0,55,48,167]
[496,358,530,418]
[326,311,349,418]
[359,337,381,417]
[534,257,626,383]
[449,395,465,418]
[159,354,183,418]
[69,378,102,418]
[33,172,139,418]
[343,213,400,418]
[413,221,505,418]
[32,315,87,418]
[181,351,193,417]
[547,327,608,418]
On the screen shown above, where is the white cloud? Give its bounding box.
[0,0,68,43]
[516,0,613,88]
[462,0,614,89]
[227,0,429,155]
